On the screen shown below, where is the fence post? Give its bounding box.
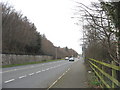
[112,61,116,88]
[100,65,104,88]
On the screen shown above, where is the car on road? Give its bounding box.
[69,57,74,61]
[65,57,69,60]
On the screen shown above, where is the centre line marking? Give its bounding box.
[46,68,49,70]
[19,75,27,79]
[29,73,34,76]
[4,79,15,83]
[36,71,41,73]
[42,70,45,72]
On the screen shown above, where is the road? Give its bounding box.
[51,58,89,88]
[2,59,78,88]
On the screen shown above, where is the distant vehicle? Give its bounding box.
[69,57,74,61]
[65,57,69,60]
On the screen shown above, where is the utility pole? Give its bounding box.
[82,17,85,59]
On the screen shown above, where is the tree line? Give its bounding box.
[74,1,120,82]
[1,2,78,59]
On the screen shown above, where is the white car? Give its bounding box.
[65,57,69,60]
[69,57,74,61]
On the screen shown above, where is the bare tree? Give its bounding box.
[73,2,118,63]
[2,2,42,55]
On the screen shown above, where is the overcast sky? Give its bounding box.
[1,0,100,54]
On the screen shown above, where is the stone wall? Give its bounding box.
[2,54,53,66]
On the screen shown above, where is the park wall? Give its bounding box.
[2,54,53,66]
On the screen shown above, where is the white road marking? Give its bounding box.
[46,68,49,70]
[4,79,15,83]
[18,75,27,79]
[29,73,34,76]
[2,67,31,73]
[36,71,41,73]
[66,68,70,72]
[2,69,17,73]
[47,67,71,90]
[3,62,71,85]
[2,61,63,73]
[51,80,57,86]
[42,70,45,72]
[58,73,65,80]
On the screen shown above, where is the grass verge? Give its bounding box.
[87,71,101,88]
[84,61,101,88]
[2,59,64,68]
